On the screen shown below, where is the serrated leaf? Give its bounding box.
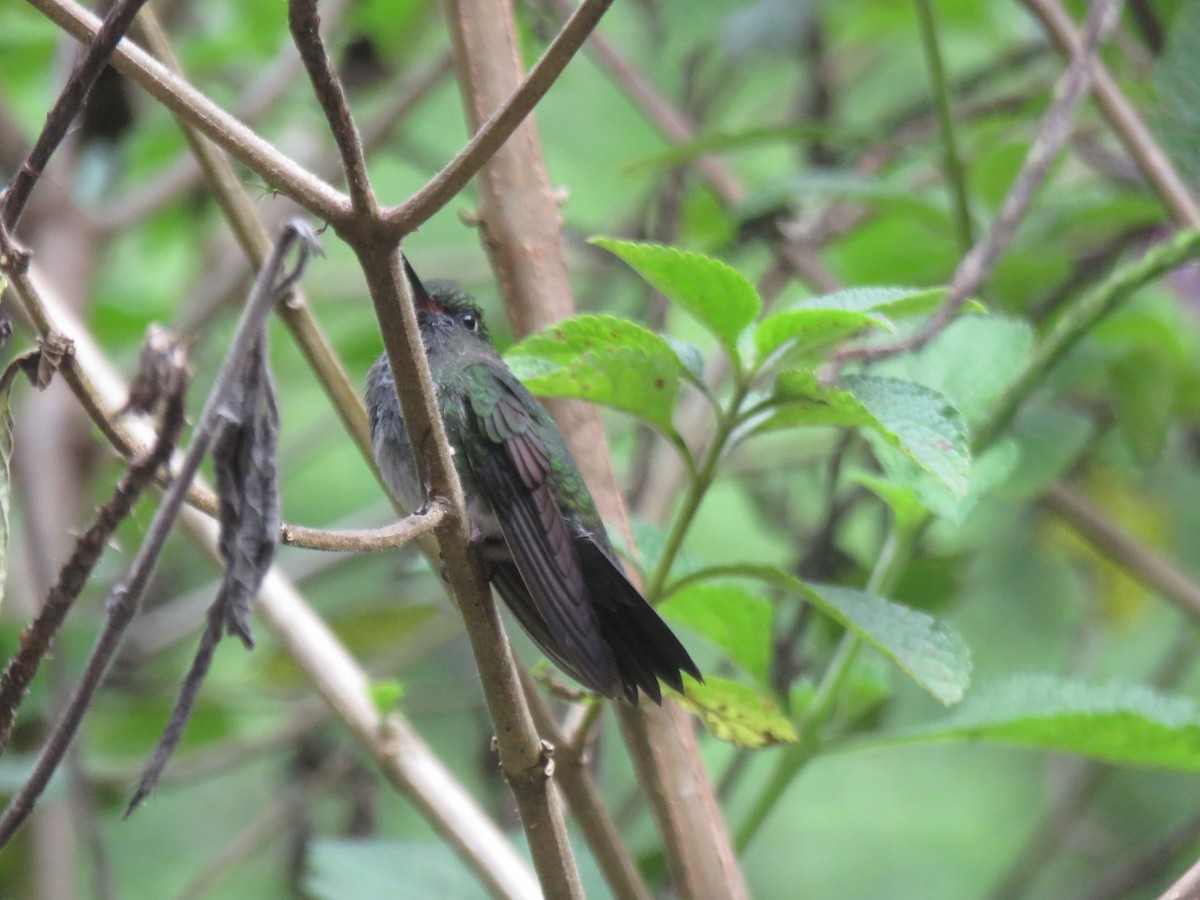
[677,566,971,704]
[659,581,773,683]
[763,371,970,498]
[793,286,946,318]
[883,315,1034,424]
[677,677,798,749]
[754,308,893,363]
[591,239,760,363]
[889,675,1200,770]
[505,315,682,433]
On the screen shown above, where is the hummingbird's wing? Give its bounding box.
[464,365,621,696]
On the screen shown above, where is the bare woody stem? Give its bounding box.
[0,0,152,232]
[383,0,615,239]
[833,0,1124,367]
[281,6,583,895]
[287,0,377,215]
[441,1,747,897]
[24,0,350,224]
[0,222,316,850]
[1021,0,1200,228]
[0,340,187,757]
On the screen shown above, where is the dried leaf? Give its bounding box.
[211,334,281,648]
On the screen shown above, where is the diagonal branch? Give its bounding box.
[832,0,1124,368]
[1,0,152,232]
[382,0,615,239]
[1021,0,1200,228]
[23,0,350,224]
[288,0,377,215]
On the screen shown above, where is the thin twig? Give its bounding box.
[288,0,377,216]
[24,0,350,224]
[912,0,974,252]
[280,504,447,552]
[0,222,315,849]
[1021,0,1200,228]
[383,0,615,239]
[1042,484,1200,622]
[519,668,652,900]
[832,0,1125,368]
[0,334,188,756]
[0,0,152,232]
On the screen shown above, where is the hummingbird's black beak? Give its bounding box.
[403,256,441,315]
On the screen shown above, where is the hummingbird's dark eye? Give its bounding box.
[461,312,479,331]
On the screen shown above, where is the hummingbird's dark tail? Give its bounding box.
[491,537,702,705]
[576,538,702,705]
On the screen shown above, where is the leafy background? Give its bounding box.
[2,0,1200,898]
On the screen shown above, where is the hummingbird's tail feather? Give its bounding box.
[577,538,703,706]
[490,561,622,698]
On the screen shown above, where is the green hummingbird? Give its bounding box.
[365,264,701,704]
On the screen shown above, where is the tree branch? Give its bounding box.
[832,0,1124,368]
[0,0,152,232]
[280,505,447,552]
[23,0,350,225]
[1021,0,1200,228]
[441,2,746,897]
[383,0,615,239]
[288,0,377,215]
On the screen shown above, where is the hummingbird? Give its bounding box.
[365,264,701,704]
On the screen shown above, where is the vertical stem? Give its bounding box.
[912,0,974,253]
[441,2,747,897]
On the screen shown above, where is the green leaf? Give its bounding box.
[763,371,970,498]
[677,677,798,749]
[307,839,489,900]
[1155,1,1200,190]
[505,315,681,433]
[367,679,405,716]
[888,675,1200,770]
[754,308,893,364]
[591,239,760,363]
[659,581,773,684]
[675,566,971,705]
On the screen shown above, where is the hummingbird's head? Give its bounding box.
[403,258,492,353]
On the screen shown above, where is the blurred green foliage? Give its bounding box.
[2,0,1200,898]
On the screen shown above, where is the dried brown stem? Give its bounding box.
[0,222,313,850]
[442,2,746,897]
[519,669,652,900]
[0,338,187,756]
[353,238,582,899]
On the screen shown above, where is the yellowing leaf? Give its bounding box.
[676,677,798,749]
